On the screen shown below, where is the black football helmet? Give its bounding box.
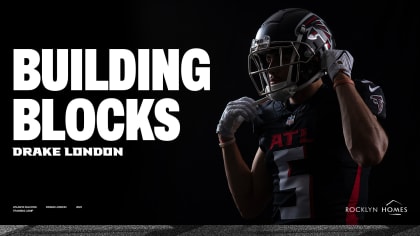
[248,8,335,102]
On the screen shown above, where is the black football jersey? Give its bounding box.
[254,79,386,224]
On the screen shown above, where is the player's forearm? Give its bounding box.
[335,75,388,166]
[219,139,264,218]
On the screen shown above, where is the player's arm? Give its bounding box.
[334,72,388,166]
[216,97,272,219]
[219,141,272,219]
[323,50,388,166]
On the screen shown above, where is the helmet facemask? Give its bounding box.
[248,35,324,102]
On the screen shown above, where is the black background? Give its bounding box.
[2,0,419,225]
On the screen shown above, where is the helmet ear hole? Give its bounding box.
[303,50,313,58]
[313,53,321,62]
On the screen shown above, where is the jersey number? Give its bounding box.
[273,146,311,219]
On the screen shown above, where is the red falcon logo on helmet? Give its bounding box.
[302,14,333,49]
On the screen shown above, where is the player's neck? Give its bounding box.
[289,79,323,104]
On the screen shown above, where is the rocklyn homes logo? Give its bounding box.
[345,200,408,216]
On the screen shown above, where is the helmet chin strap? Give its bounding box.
[265,70,324,102]
[265,81,297,102]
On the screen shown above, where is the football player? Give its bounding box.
[216,8,388,224]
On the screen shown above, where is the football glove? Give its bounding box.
[322,49,354,81]
[216,96,258,139]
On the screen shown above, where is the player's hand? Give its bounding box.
[216,96,258,139]
[322,49,354,81]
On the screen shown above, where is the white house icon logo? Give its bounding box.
[383,200,408,216]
